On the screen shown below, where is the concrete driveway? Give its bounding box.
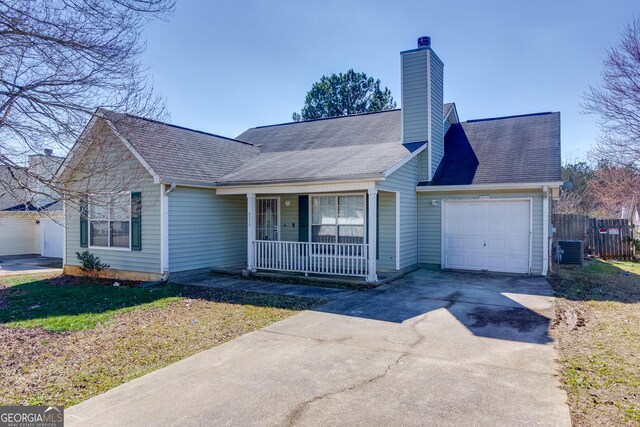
[0,255,62,276]
[66,270,570,426]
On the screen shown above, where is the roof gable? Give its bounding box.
[60,110,260,186]
[103,111,259,185]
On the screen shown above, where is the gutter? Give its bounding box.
[214,174,385,188]
[415,181,564,192]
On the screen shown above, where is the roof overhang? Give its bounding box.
[416,181,563,193]
[215,176,382,195]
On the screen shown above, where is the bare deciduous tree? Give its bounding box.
[0,0,174,208]
[587,164,640,218]
[554,161,598,215]
[584,18,640,169]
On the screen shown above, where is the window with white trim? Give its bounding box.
[89,193,131,249]
[311,195,365,244]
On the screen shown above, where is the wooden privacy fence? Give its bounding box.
[553,214,636,260]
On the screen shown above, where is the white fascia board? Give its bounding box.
[102,119,162,184]
[382,143,427,177]
[215,179,379,195]
[415,182,564,192]
[159,179,217,189]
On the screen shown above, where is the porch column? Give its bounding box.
[247,193,256,272]
[367,188,378,282]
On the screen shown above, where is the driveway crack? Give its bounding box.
[284,352,408,426]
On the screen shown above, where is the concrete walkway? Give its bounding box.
[177,273,358,300]
[66,270,570,426]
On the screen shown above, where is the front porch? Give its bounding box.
[217,183,400,283]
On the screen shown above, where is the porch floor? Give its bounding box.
[210,264,404,286]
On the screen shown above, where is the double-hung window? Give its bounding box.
[89,193,131,249]
[311,195,365,244]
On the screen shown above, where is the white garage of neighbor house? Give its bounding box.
[0,151,65,258]
[58,36,562,282]
[0,203,64,258]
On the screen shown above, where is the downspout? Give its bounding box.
[542,186,550,276]
[142,181,174,287]
[160,182,177,282]
[165,182,177,196]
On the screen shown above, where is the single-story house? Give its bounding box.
[57,36,562,282]
[0,152,65,258]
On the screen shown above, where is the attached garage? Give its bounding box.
[442,199,531,274]
[418,189,553,276]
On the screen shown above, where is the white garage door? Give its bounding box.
[41,218,64,258]
[443,199,531,274]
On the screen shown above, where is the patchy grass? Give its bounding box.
[0,274,320,407]
[0,274,181,332]
[549,259,640,426]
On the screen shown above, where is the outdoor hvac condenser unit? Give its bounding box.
[558,240,584,264]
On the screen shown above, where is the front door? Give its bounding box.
[256,197,279,240]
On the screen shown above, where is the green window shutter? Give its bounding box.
[80,196,88,248]
[298,195,309,242]
[131,192,142,251]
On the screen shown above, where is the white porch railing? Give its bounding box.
[253,240,369,277]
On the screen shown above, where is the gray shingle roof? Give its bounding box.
[102,110,259,185]
[427,112,562,186]
[223,109,408,184]
[99,106,560,187]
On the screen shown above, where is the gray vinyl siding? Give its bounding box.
[430,53,444,176]
[377,157,419,270]
[402,50,429,144]
[168,188,246,272]
[64,123,161,273]
[418,150,429,183]
[377,191,396,270]
[403,48,444,183]
[418,191,545,275]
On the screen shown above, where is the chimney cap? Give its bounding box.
[44,148,53,156]
[417,36,431,49]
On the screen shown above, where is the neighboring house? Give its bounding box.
[621,204,640,234]
[0,150,65,257]
[57,37,562,282]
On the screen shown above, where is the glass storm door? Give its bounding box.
[256,198,279,240]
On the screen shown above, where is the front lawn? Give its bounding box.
[0,274,320,407]
[548,259,640,426]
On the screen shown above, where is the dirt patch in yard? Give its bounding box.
[0,275,320,407]
[548,260,640,426]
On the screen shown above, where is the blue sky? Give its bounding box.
[141,0,639,161]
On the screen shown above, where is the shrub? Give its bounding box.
[75,250,110,278]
